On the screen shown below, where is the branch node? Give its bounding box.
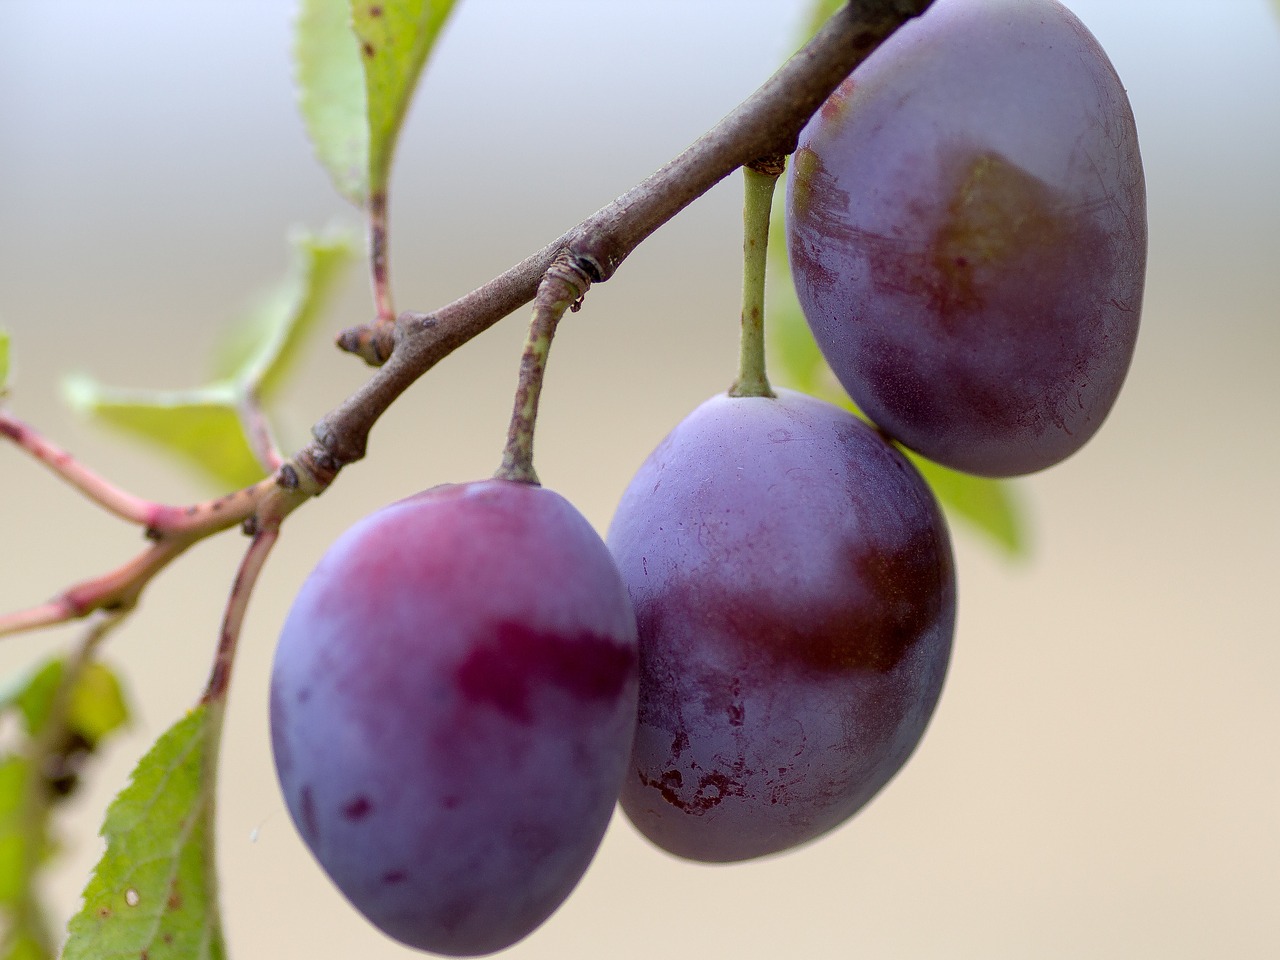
[290,445,343,497]
[336,318,397,367]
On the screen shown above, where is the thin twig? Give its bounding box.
[1,411,157,526]
[0,539,189,639]
[201,526,281,705]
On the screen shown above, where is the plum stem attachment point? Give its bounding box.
[729,158,784,399]
[495,255,595,485]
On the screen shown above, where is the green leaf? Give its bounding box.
[766,195,1028,557]
[0,329,10,392]
[906,452,1027,555]
[209,231,356,398]
[63,379,265,489]
[296,0,458,205]
[63,707,226,960]
[296,0,370,204]
[66,232,353,489]
[353,0,458,198]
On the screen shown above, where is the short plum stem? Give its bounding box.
[495,256,595,485]
[730,159,784,398]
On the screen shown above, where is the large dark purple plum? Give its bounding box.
[787,0,1146,477]
[608,390,955,862]
[270,479,638,956]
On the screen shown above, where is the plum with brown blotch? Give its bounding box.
[608,390,955,862]
[787,0,1146,477]
[269,479,639,956]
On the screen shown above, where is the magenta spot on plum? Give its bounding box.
[455,622,636,724]
[342,796,374,822]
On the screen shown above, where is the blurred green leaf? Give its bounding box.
[0,753,52,960]
[766,194,1028,557]
[66,232,353,489]
[210,231,355,398]
[353,0,458,199]
[4,930,47,960]
[63,707,226,960]
[0,757,33,908]
[9,661,63,737]
[67,663,130,747]
[906,453,1026,555]
[63,379,265,489]
[2,657,125,745]
[0,330,10,391]
[1,657,129,960]
[296,0,370,204]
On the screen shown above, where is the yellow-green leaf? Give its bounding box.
[65,231,352,490]
[63,707,226,960]
[353,0,459,198]
[296,0,458,205]
[907,452,1027,556]
[63,379,264,489]
[210,231,355,398]
[296,0,370,204]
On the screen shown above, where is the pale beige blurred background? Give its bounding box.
[1,1,1278,957]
